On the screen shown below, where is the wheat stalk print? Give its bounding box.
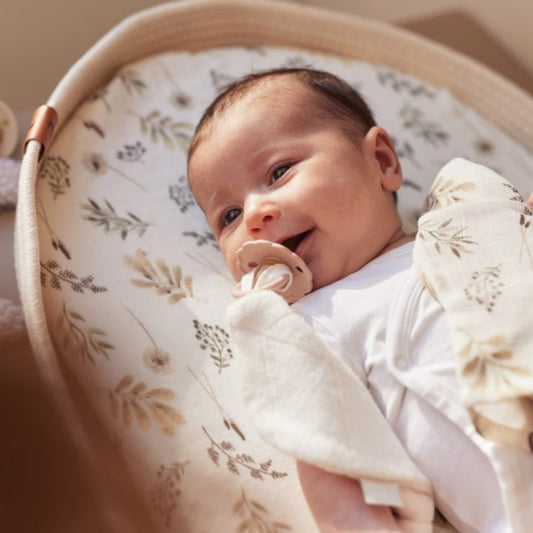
[133,109,193,152]
[424,176,476,211]
[118,69,147,96]
[82,198,152,240]
[58,302,114,364]
[188,367,245,440]
[233,488,292,533]
[41,259,107,294]
[37,197,71,259]
[202,426,287,481]
[108,374,185,435]
[417,218,477,257]
[124,249,193,303]
[150,461,189,527]
[125,306,172,374]
[400,105,449,147]
[459,329,532,394]
[82,153,149,192]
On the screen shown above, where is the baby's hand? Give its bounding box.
[232,240,313,303]
[527,192,533,211]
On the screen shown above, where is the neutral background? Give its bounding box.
[1,0,533,120]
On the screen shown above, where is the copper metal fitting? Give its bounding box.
[23,105,58,162]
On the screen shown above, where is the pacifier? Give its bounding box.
[233,240,313,304]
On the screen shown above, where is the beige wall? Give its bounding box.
[1,0,532,116]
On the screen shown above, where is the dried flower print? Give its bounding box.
[400,105,449,147]
[193,319,233,373]
[464,265,503,312]
[125,306,172,374]
[233,488,292,533]
[418,218,477,257]
[424,176,476,211]
[119,69,147,96]
[135,109,192,152]
[86,88,111,112]
[39,155,71,199]
[108,374,185,435]
[519,212,533,268]
[57,303,114,364]
[124,249,193,304]
[169,175,196,213]
[82,153,149,192]
[377,69,435,98]
[116,141,146,163]
[203,426,287,481]
[188,367,245,440]
[37,198,71,259]
[150,461,189,527]
[41,259,107,294]
[82,198,152,240]
[459,330,532,395]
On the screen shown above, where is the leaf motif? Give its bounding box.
[146,388,176,401]
[116,374,135,392]
[131,400,151,431]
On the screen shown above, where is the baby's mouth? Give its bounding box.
[281,231,310,253]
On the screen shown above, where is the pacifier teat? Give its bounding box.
[233,240,313,303]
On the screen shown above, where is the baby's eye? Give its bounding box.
[271,164,291,183]
[221,207,242,228]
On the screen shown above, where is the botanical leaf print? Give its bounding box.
[400,105,449,147]
[41,259,107,294]
[87,88,111,112]
[150,461,189,527]
[82,198,152,240]
[39,155,71,199]
[119,69,147,96]
[417,218,477,257]
[210,69,237,93]
[57,302,114,364]
[37,197,71,259]
[80,118,105,138]
[108,374,185,435]
[182,230,218,249]
[169,174,196,213]
[233,488,292,533]
[188,366,245,440]
[377,69,435,98]
[82,153,149,192]
[193,319,233,373]
[459,330,532,394]
[464,264,503,312]
[116,141,146,163]
[136,109,193,152]
[519,213,533,268]
[125,306,172,374]
[424,175,476,211]
[203,426,287,481]
[124,249,193,303]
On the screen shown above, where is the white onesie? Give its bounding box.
[292,241,510,533]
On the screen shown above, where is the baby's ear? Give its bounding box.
[364,126,403,192]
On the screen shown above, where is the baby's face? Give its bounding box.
[188,79,403,289]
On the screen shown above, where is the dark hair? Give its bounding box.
[188,68,377,160]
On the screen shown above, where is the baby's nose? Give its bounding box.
[244,195,281,237]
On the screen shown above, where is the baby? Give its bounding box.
[188,68,533,532]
